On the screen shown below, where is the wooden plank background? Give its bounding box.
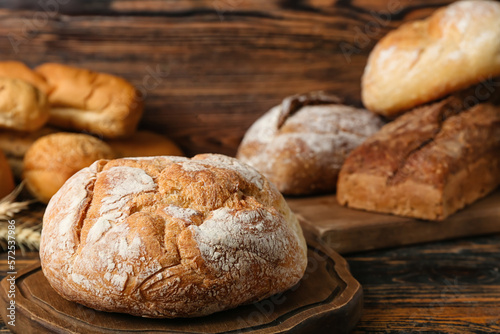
[0,0,460,156]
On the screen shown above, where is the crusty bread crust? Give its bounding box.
[237,93,384,195]
[106,131,183,158]
[0,127,58,178]
[337,97,500,221]
[0,77,50,132]
[362,0,500,116]
[40,154,308,318]
[36,63,143,138]
[23,133,115,203]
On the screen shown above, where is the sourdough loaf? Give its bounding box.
[40,154,308,318]
[237,92,384,195]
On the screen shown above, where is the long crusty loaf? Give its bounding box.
[40,154,307,318]
[36,63,143,138]
[362,0,500,116]
[337,94,500,221]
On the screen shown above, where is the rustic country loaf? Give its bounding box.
[35,63,143,138]
[337,94,500,221]
[0,77,50,132]
[362,0,500,116]
[237,91,384,195]
[40,154,308,318]
[23,133,115,203]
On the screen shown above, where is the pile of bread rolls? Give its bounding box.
[0,62,183,203]
[239,0,500,221]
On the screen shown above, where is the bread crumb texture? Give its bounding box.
[40,154,307,318]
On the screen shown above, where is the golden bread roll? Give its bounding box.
[237,92,384,195]
[106,131,183,157]
[35,63,143,138]
[0,127,58,179]
[40,154,308,318]
[0,61,49,93]
[0,77,50,131]
[0,149,15,199]
[23,133,115,203]
[362,0,500,116]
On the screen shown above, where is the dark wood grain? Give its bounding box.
[0,0,459,156]
[3,235,500,333]
[0,244,362,334]
[348,234,500,333]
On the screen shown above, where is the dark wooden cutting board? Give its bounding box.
[0,242,362,334]
[288,190,500,254]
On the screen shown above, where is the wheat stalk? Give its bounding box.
[0,182,41,252]
[0,182,34,220]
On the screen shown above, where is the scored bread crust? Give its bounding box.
[337,97,500,221]
[362,0,500,116]
[35,63,143,138]
[0,77,50,132]
[237,97,384,195]
[40,154,308,318]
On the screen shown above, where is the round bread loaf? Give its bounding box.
[40,154,308,318]
[23,133,115,203]
[237,92,384,195]
[0,127,58,179]
[362,0,500,116]
[106,131,183,158]
[0,77,49,132]
[0,149,15,199]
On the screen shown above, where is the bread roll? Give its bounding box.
[0,149,15,199]
[0,77,50,131]
[237,91,384,195]
[23,133,115,203]
[35,63,143,138]
[106,131,183,157]
[337,95,500,221]
[0,127,58,179]
[362,0,500,116]
[0,61,49,93]
[40,154,308,318]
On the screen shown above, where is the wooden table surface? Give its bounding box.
[2,234,500,333]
